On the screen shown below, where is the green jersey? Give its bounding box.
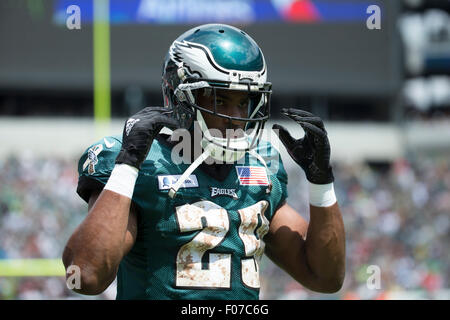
[77,134,288,300]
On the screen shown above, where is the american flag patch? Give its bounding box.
[236,166,269,186]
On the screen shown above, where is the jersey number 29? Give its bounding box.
[175,200,269,289]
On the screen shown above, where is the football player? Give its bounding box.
[63,24,345,299]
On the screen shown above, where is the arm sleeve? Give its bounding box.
[76,136,122,203]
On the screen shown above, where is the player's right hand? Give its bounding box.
[115,107,180,170]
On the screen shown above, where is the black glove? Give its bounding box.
[272,108,334,184]
[116,107,179,169]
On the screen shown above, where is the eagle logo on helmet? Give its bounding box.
[169,40,267,85]
[169,40,230,80]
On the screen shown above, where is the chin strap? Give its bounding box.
[168,145,213,199]
[168,145,272,199]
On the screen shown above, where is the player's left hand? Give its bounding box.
[272,108,334,184]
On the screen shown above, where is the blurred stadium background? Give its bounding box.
[0,0,449,300]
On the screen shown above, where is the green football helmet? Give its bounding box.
[162,24,272,163]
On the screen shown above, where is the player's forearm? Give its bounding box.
[63,190,131,293]
[304,202,346,292]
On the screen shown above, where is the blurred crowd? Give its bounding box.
[261,156,450,299]
[0,152,449,299]
[0,154,106,299]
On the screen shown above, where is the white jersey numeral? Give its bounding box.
[175,200,269,289]
[238,201,269,288]
[175,201,231,288]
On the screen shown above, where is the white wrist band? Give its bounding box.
[104,164,139,199]
[309,182,337,207]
